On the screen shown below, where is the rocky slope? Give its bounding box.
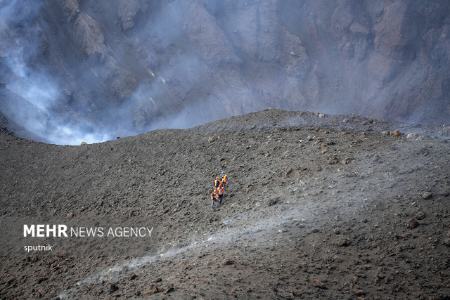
[1,1,450,144]
[0,110,449,299]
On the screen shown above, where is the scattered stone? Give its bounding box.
[145,285,163,295]
[223,259,235,266]
[382,130,402,137]
[267,197,280,206]
[341,157,352,165]
[416,211,425,220]
[130,274,138,280]
[285,168,294,177]
[376,269,385,280]
[336,237,351,247]
[407,218,419,229]
[165,284,175,294]
[390,130,402,137]
[353,289,365,296]
[35,288,45,298]
[36,277,48,284]
[109,283,119,294]
[318,113,325,118]
[311,277,326,289]
[421,192,432,200]
[406,133,420,140]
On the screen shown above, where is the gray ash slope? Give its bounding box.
[0,109,449,299]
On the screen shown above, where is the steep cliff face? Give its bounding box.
[0,0,449,144]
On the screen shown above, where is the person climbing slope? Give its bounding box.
[210,174,228,208]
[211,188,220,208]
[214,176,221,188]
[218,184,225,204]
[221,174,228,189]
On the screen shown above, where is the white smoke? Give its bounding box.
[0,0,112,145]
[0,0,449,145]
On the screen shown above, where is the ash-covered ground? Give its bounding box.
[2,0,450,144]
[0,109,449,299]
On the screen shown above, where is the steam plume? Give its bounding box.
[0,0,449,145]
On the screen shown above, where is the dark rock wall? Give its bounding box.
[0,0,449,143]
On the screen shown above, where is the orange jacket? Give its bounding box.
[218,186,224,196]
[222,175,228,185]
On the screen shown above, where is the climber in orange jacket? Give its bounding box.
[214,176,221,188]
[211,188,220,208]
[218,185,225,203]
[221,174,228,189]
[211,174,228,208]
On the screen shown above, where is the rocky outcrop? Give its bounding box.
[118,0,141,31]
[72,13,106,56]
